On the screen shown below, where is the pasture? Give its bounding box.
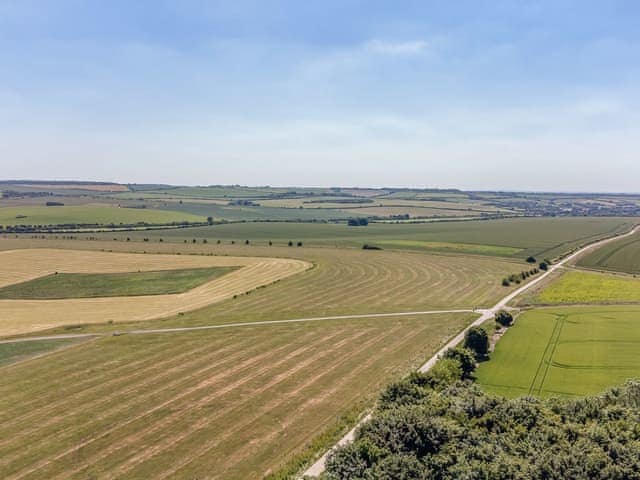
[476,306,640,397]
[534,270,640,304]
[0,249,309,337]
[0,205,204,227]
[577,230,640,274]
[0,313,473,480]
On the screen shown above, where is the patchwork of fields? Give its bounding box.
[94,216,635,260]
[1,214,640,479]
[0,313,472,480]
[476,306,640,397]
[0,249,309,336]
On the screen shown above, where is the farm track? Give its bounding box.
[0,249,310,336]
[303,224,640,478]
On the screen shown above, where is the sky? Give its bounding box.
[0,0,639,191]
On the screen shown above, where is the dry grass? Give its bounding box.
[0,249,310,337]
[0,313,472,480]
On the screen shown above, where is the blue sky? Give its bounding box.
[1,0,639,191]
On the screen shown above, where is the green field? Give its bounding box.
[0,313,472,479]
[375,240,522,256]
[0,267,236,300]
[85,216,636,260]
[577,231,640,274]
[477,306,640,397]
[0,205,204,226]
[534,270,640,304]
[0,339,80,367]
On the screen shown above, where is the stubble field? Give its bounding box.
[0,313,473,480]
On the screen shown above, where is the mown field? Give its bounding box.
[0,267,236,299]
[79,216,637,260]
[476,306,640,397]
[577,230,640,274]
[0,313,473,480]
[0,338,80,367]
[0,238,529,338]
[0,205,204,226]
[534,270,640,304]
[0,248,309,337]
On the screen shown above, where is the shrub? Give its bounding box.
[502,278,510,287]
[495,310,514,327]
[362,244,382,250]
[442,347,476,379]
[526,256,537,263]
[539,261,548,271]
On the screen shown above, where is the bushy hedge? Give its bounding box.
[326,356,640,479]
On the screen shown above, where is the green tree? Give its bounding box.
[495,310,513,327]
[464,326,489,358]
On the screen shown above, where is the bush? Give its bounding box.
[362,244,382,250]
[442,347,476,379]
[501,278,510,287]
[464,327,489,358]
[495,310,514,327]
[526,255,537,263]
[539,261,548,271]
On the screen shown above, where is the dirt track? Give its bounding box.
[0,249,311,337]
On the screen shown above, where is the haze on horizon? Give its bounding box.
[1,1,639,192]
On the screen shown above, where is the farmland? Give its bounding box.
[0,267,236,299]
[577,230,640,274]
[476,306,640,397]
[534,270,640,304]
[0,338,80,367]
[0,313,473,479]
[0,205,204,227]
[1,210,639,479]
[0,249,309,336]
[0,238,530,338]
[78,216,637,260]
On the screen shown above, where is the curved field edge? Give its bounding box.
[0,249,311,337]
[0,313,474,479]
[0,267,238,300]
[10,242,532,337]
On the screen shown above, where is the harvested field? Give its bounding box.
[0,313,473,480]
[4,240,532,335]
[0,249,310,336]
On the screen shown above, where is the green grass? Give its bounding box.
[476,306,640,397]
[578,231,640,274]
[0,205,205,226]
[0,267,236,299]
[534,270,640,304]
[94,216,636,260]
[0,339,79,367]
[375,240,522,256]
